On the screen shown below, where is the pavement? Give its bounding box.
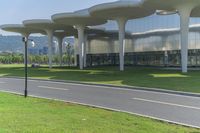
[0,77,200,128]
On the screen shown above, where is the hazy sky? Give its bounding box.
[0,0,115,35]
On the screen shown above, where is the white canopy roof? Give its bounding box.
[23,19,74,32]
[89,0,155,20]
[0,24,45,35]
[145,0,200,16]
[52,9,107,26]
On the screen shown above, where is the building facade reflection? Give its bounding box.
[75,13,200,67]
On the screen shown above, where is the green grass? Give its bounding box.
[0,92,199,133]
[0,64,200,93]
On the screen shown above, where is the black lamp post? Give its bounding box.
[22,37,34,98]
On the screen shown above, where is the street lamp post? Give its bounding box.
[22,37,34,98]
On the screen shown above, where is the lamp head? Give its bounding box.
[22,37,28,42]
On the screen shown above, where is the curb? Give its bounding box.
[2,76,200,98]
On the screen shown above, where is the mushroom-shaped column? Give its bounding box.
[54,32,66,66]
[147,0,200,72]
[178,4,196,73]
[52,9,107,70]
[89,0,155,71]
[76,24,85,69]
[0,24,45,64]
[23,19,73,68]
[47,30,53,68]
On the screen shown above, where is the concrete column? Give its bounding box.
[76,25,85,70]
[177,4,195,73]
[46,30,54,69]
[84,34,88,68]
[57,37,63,66]
[117,18,127,71]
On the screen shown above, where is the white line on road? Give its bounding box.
[38,86,69,91]
[3,78,200,99]
[133,98,200,110]
[0,81,6,84]
[30,79,200,99]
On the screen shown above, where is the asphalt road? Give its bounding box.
[0,77,200,128]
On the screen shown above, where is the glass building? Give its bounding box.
[74,13,200,67]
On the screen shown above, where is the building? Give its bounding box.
[2,0,200,73]
[78,15,200,67]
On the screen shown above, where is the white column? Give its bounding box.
[57,37,63,66]
[46,30,53,69]
[177,4,195,73]
[76,25,85,70]
[84,34,88,68]
[117,18,127,71]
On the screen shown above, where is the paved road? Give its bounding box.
[0,77,200,128]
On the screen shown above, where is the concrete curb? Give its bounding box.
[2,76,200,98]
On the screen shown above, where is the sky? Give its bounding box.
[0,0,115,35]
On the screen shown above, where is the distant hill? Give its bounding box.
[0,35,74,53]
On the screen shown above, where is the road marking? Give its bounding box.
[133,98,200,110]
[3,78,200,99]
[0,81,6,84]
[38,86,69,91]
[31,80,200,99]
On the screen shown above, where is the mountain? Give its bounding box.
[0,35,74,53]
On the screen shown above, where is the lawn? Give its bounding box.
[0,64,200,93]
[0,92,199,133]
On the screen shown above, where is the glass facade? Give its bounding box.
[75,13,200,67]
